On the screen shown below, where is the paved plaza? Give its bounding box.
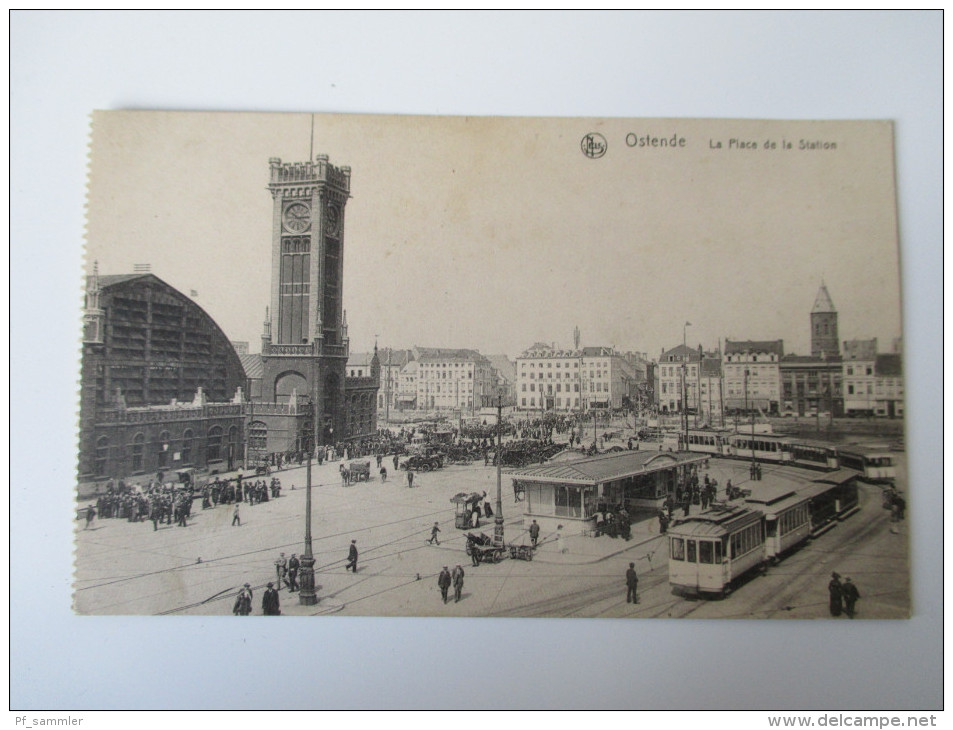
[73,452,909,619]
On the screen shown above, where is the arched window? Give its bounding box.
[207,426,223,462]
[95,436,109,476]
[131,432,145,473]
[181,429,194,465]
[156,430,171,469]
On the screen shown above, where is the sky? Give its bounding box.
[85,111,903,360]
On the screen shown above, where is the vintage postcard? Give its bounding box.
[76,112,907,618]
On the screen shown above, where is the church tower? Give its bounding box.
[810,282,839,358]
[259,155,352,444]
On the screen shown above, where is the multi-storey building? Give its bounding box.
[488,354,517,407]
[414,347,496,411]
[842,338,878,416]
[722,340,784,414]
[873,354,904,418]
[657,345,723,421]
[396,359,418,410]
[780,355,844,417]
[515,343,638,412]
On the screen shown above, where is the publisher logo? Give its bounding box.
[581,133,607,159]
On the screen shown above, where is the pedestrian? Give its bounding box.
[232,502,241,526]
[393,454,399,471]
[842,577,861,618]
[345,539,359,573]
[429,521,441,545]
[275,552,288,589]
[233,583,253,616]
[287,553,300,592]
[452,564,465,603]
[658,509,669,534]
[556,525,567,554]
[407,470,414,488]
[262,582,281,615]
[529,519,540,548]
[380,466,387,482]
[438,566,452,604]
[828,572,843,617]
[84,504,96,530]
[626,562,639,604]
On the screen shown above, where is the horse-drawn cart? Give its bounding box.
[348,460,371,482]
[465,532,505,564]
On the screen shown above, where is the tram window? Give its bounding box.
[714,541,722,562]
[687,540,697,563]
[699,541,713,564]
[671,538,685,561]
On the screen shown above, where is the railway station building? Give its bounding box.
[507,450,709,536]
[78,268,247,482]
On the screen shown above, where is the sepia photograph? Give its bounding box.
[76,111,908,620]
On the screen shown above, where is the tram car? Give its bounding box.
[724,433,792,464]
[798,470,861,535]
[836,448,897,483]
[683,428,733,455]
[667,506,766,598]
[785,439,840,471]
[742,487,812,561]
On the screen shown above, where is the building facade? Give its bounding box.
[722,340,784,414]
[376,348,415,416]
[780,355,844,417]
[414,347,496,411]
[515,343,638,412]
[79,269,246,481]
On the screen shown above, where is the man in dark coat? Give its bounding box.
[287,553,300,592]
[529,520,541,548]
[262,583,280,615]
[345,540,359,572]
[451,565,465,603]
[842,577,861,618]
[438,566,452,604]
[828,572,843,616]
[626,562,639,604]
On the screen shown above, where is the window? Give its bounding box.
[687,539,697,563]
[131,433,145,473]
[207,426,223,462]
[249,421,267,450]
[554,486,582,518]
[95,436,109,476]
[156,430,171,469]
[699,540,714,564]
[181,429,194,465]
[671,537,685,560]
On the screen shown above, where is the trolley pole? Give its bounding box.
[494,392,504,547]
[299,404,317,606]
[683,322,691,450]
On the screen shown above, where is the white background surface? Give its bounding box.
[10,10,942,710]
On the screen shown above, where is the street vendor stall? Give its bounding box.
[451,492,484,529]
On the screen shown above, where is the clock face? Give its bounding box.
[283,203,311,233]
[325,204,341,236]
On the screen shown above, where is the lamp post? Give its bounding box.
[298,402,318,606]
[744,367,757,480]
[494,390,504,547]
[682,322,691,450]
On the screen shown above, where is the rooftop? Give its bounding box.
[506,450,707,485]
[724,339,785,356]
[812,283,837,313]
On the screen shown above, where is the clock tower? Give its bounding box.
[259,155,352,444]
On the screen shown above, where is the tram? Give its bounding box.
[801,470,861,534]
[836,448,897,483]
[667,506,766,598]
[743,487,812,561]
[786,439,840,471]
[724,433,792,464]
